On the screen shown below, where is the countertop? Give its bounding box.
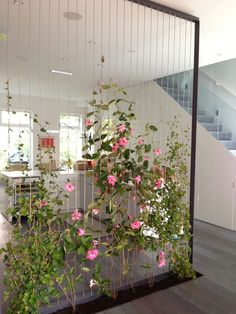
[0,169,93,179]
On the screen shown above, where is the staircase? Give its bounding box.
[155,74,236,156]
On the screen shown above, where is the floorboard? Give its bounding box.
[1,217,236,313]
[97,219,236,314]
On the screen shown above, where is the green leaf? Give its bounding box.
[123,149,130,160]
[101,84,111,90]
[145,144,152,153]
[149,125,158,132]
[89,99,96,105]
[101,104,109,110]
[101,141,112,152]
[81,267,90,272]
[87,111,96,117]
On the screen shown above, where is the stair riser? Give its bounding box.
[197,116,214,124]
[202,124,223,132]
[210,132,232,141]
[220,141,236,150]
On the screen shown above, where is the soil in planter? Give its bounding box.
[52,272,202,314]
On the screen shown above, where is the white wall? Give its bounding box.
[201,59,236,99]
[127,80,236,231]
[2,80,236,231]
[195,123,236,230]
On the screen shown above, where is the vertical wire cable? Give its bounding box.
[155,9,160,146]
[115,0,118,83]
[48,0,52,167]
[17,0,21,150]
[57,0,61,237]
[148,5,154,281]
[183,19,188,112]
[166,14,171,272]
[28,0,32,170]
[73,0,78,229]
[177,17,182,105]
[135,1,140,86]
[148,7,152,144]
[66,0,72,302]
[189,21,194,197]
[6,0,10,165]
[108,0,111,81]
[129,0,133,84]
[82,0,87,297]
[172,15,176,103]
[139,1,147,283]
[75,0,79,301]
[91,0,96,295]
[38,0,42,140]
[160,11,164,149]
[128,0,134,286]
[122,0,126,89]
[189,22,193,110]
[141,2,146,138]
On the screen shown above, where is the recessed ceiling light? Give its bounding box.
[63,11,83,21]
[51,69,73,76]
[13,0,24,4]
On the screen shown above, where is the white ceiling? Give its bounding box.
[0,0,235,106]
[153,0,236,66]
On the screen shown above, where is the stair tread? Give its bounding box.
[155,76,235,152]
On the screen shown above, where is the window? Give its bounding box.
[59,114,82,168]
[0,111,32,170]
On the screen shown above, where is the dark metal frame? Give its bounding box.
[127,0,200,263]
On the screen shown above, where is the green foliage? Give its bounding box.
[1,80,195,314]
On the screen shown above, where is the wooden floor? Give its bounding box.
[97,220,236,314]
[1,217,236,313]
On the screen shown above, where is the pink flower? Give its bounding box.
[92,208,100,215]
[39,200,48,208]
[135,175,141,185]
[65,182,75,192]
[158,251,166,268]
[107,175,117,187]
[77,228,85,237]
[86,248,99,260]
[154,148,161,156]
[85,119,92,127]
[118,137,129,148]
[92,240,99,247]
[144,156,150,161]
[117,124,126,133]
[155,179,164,189]
[138,137,144,145]
[131,220,142,230]
[71,210,82,221]
[112,142,119,152]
